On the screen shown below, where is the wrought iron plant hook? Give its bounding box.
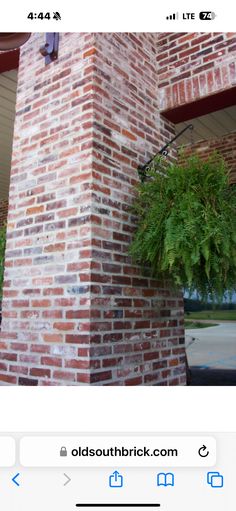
[138,124,194,182]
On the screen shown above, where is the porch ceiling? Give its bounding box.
[0,68,17,201]
[175,105,236,146]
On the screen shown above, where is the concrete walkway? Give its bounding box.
[186,322,236,385]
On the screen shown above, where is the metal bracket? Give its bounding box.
[39,33,59,65]
[138,124,193,182]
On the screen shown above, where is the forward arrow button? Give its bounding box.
[63,473,71,486]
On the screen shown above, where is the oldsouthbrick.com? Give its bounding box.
[71,446,178,457]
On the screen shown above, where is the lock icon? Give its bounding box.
[60,446,67,457]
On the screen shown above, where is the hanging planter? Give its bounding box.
[130,151,236,302]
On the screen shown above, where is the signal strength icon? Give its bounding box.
[166,12,179,20]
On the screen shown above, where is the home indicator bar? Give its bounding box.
[75,505,161,508]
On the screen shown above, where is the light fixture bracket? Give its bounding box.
[39,33,59,65]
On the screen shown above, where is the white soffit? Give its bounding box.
[175,105,236,146]
[0,68,18,201]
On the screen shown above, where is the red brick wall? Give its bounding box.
[0,33,97,385]
[157,32,236,111]
[0,200,8,227]
[0,33,186,386]
[89,33,185,385]
[181,131,236,184]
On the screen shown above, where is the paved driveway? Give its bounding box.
[186,323,236,385]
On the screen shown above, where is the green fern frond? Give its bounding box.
[130,152,236,302]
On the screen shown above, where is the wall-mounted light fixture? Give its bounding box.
[0,33,59,66]
[0,33,31,50]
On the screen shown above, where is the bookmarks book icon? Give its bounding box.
[157,473,175,487]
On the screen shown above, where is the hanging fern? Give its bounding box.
[130,152,236,302]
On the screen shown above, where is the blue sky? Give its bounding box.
[184,291,236,303]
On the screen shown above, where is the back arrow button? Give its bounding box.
[63,473,71,486]
[12,473,20,487]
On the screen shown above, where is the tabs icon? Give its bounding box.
[207,472,224,488]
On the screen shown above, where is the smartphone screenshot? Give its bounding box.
[0,4,235,387]
[0,1,235,510]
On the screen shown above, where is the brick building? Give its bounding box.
[0,32,235,385]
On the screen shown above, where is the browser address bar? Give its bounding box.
[20,436,216,467]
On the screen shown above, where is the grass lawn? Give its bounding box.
[185,310,236,321]
[185,320,218,329]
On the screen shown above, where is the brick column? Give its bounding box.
[0,33,186,385]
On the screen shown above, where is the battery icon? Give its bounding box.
[199,11,216,20]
